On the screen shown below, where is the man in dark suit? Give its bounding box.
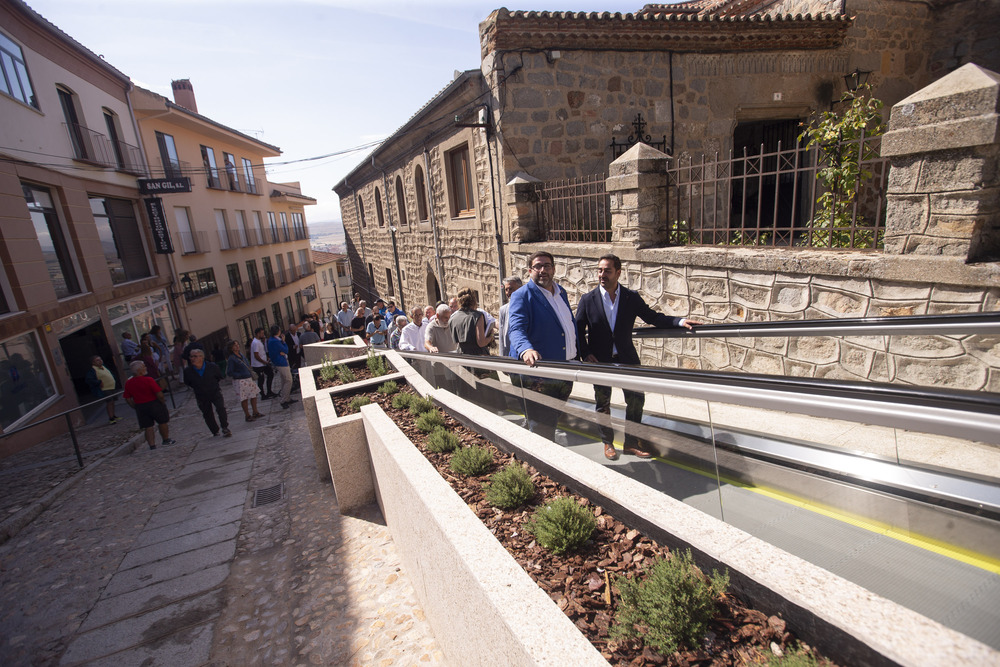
[576,253,700,460]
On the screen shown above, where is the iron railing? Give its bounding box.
[176,230,209,254]
[535,172,611,243]
[666,133,888,249]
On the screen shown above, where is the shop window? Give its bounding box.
[0,31,37,108]
[23,183,81,299]
[414,164,428,222]
[89,197,151,284]
[0,331,57,431]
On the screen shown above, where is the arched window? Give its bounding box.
[375,187,385,226]
[357,196,366,228]
[414,165,428,222]
[394,175,408,226]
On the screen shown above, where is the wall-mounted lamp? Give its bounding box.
[844,67,872,92]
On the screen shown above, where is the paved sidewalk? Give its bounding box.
[0,387,444,665]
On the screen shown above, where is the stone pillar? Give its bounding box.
[606,143,669,248]
[881,63,1000,262]
[504,172,542,242]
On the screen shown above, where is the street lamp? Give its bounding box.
[844,67,872,92]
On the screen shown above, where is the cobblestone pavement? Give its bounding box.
[0,383,444,666]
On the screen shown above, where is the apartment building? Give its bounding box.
[131,81,318,352]
[0,0,173,448]
[312,251,352,320]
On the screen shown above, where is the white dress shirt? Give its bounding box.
[540,282,576,360]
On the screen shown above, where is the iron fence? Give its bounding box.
[535,173,611,243]
[667,133,888,249]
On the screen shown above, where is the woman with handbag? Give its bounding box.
[226,339,263,422]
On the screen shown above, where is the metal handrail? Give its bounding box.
[0,391,123,467]
[632,311,1000,338]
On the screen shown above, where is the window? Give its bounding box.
[215,209,230,249]
[223,152,240,191]
[253,211,265,245]
[394,175,408,226]
[294,291,304,318]
[321,271,327,286]
[385,268,394,296]
[291,212,306,240]
[227,263,244,304]
[0,31,37,108]
[155,131,182,178]
[246,259,261,296]
[298,249,308,276]
[286,251,295,279]
[367,263,374,290]
[414,165,428,222]
[280,212,289,241]
[375,187,385,226]
[327,268,334,284]
[23,183,81,299]
[183,268,218,301]
[0,331,57,431]
[173,207,198,253]
[284,296,294,324]
[336,262,346,278]
[242,158,257,194]
[201,145,222,189]
[267,211,278,243]
[235,210,249,247]
[89,197,151,284]
[358,196,366,228]
[446,144,474,217]
[103,110,125,170]
[58,87,90,161]
[275,254,285,284]
[262,256,275,290]
[272,302,283,329]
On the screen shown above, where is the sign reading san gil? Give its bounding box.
[138,177,191,194]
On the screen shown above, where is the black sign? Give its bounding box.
[138,177,191,194]
[143,198,174,254]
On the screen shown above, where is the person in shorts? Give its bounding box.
[123,360,174,449]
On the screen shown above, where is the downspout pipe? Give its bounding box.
[422,148,447,302]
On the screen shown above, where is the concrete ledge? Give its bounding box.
[360,404,607,666]
[301,336,368,365]
[430,389,998,667]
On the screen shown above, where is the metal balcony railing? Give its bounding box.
[176,230,209,254]
[157,157,189,180]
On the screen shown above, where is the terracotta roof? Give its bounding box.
[311,250,346,265]
[640,0,841,18]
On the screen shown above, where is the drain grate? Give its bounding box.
[252,483,283,507]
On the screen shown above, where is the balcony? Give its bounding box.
[158,157,189,180]
[176,230,210,254]
[64,123,147,175]
[222,165,242,193]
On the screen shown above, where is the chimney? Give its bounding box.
[171,79,198,113]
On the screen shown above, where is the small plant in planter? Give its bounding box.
[768,644,826,667]
[426,427,459,453]
[611,549,730,655]
[485,463,535,509]
[366,347,391,377]
[319,356,356,384]
[407,396,436,415]
[449,445,493,476]
[526,497,596,555]
[415,410,445,433]
[391,392,413,409]
[347,396,372,413]
[377,380,399,395]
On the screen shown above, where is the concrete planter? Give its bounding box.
[301,335,367,365]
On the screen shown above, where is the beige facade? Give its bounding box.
[131,83,318,350]
[312,251,352,319]
[0,0,172,449]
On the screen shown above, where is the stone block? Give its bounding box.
[688,276,729,302]
[839,342,876,378]
[887,156,922,194]
[929,284,986,303]
[810,276,873,296]
[731,282,771,309]
[927,214,982,238]
[917,150,998,193]
[783,359,815,377]
[867,300,926,317]
[730,270,774,287]
[895,356,988,390]
[930,188,1000,215]
[810,286,868,317]
[744,350,783,375]
[872,282,932,300]
[513,87,544,108]
[788,337,840,365]
[885,195,930,235]
[903,234,971,256]
[962,334,1000,367]
[888,335,965,358]
[770,283,810,313]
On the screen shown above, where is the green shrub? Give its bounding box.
[769,644,823,667]
[408,396,435,415]
[366,347,390,376]
[426,427,460,453]
[332,337,354,344]
[391,392,413,409]
[610,549,729,655]
[347,396,372,413]
[450,446,493,476]
[377,380,399,395]
[526,497,596,555]
[485,464,535,509]
[415,410,445,432]
[319,356,355,383]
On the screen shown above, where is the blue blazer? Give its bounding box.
[507,279,577,361]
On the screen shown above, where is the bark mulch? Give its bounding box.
[333,386,834,666]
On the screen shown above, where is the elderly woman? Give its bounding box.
[449,287,493,355]
[123,360,173,450]
[183,348,231,437]
[226,339,263,422]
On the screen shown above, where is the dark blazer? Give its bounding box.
[507,279,577,361]
[183,362,225,398]
[576,285,682,365]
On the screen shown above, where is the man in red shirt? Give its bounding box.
[123,360,175,450]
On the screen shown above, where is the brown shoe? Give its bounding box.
[603,442,619,460]
[623,445,652,458]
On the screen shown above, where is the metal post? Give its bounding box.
[66,413,84,468]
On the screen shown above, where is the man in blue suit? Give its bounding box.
[577,253,700,460]
[507,251,578,440]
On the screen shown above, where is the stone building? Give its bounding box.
[131,81,319,351]
[335,1,999,389]
[0,0,173,449]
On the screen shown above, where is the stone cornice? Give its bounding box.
[480,9,851,58]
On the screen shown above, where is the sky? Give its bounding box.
[25,0,651,226]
